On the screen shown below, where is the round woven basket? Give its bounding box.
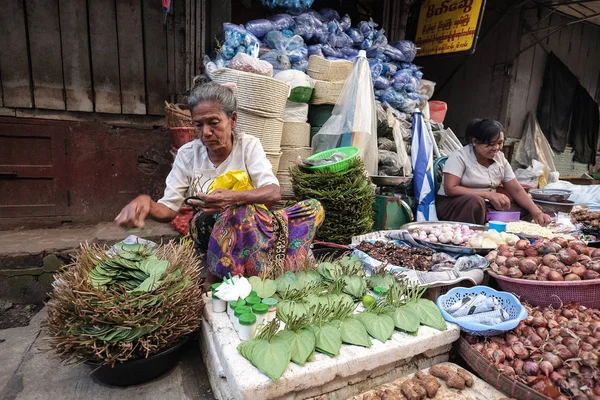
[281,122,310,147]
[164,101,192,128]
[488,270,600,308]
[265,151,282,173]
[307,56,353,82]
[210,68,289,117]
[276,171,294,199]
[310,80,346,105]
[279,146,311,173]
[237,107,284,151]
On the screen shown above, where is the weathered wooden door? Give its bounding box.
[0,119,69,219]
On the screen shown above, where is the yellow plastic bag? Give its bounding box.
[209,170,255,193]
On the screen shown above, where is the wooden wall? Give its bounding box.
[0,0,206,118]
[505,7,600,138]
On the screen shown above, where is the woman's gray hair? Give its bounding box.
[187,81,237,117]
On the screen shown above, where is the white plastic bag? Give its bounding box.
[389,108,412,176]
[274,70,315,89]
[514,159,545,187]
[283,101,309,122]
[515,113,557,186]
[214,275,252,301]
[311,50,378,175]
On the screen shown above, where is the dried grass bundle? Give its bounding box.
[44,240,204,366]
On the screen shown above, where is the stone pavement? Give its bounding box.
[0,308,215,400]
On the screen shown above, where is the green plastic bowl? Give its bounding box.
[305,146,359,173]
[288,86,313,103]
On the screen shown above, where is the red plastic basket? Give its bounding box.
[171,127,197,148]
[488,271,600,308]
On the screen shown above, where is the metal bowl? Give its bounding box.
[532,199,575,214]
[370,175,413,186]
[401,221,495,255]
[529,188,572,203]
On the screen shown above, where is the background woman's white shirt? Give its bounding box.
[158,132,279,212]
[437,144,516,196]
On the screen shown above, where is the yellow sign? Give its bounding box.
[415,0,485,56]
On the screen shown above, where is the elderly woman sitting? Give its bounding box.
[116,82,324,279]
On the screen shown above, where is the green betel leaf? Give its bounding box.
[367,274,396,291]
[341,317,372,347]
[249,338,292,381]
[318,262,342,281]
[275,271,298,293]
[248,276,277,298]
[357,312,395,343]
[342,275,366,299]
[416,299,448,331]
[274,329,316,366]
[313,322,342,357]
[388,304,421,333]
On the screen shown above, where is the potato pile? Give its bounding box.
[571,210,600,228]
[487,237,600,281]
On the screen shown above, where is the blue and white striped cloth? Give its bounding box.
[411,111,438,222]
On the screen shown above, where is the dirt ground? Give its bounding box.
[0,301,43,330]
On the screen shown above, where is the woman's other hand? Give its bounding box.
[532,212,552,227]
[487,192,511,211]
[115,195,152,228]
[187,189,237,215]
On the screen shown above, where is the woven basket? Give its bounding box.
[210,68,289,117]
[281,122,310,147]
[276,171,294,199]
[265,151,282,173]
[310,80,346,105]
[237,107,284,151]
[307,56,353,82]
[488,270,600,308]
[457,337,547,400]
[279,146,311,172]
[164,101,192,128]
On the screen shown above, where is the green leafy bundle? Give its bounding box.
[44,240,204,366]
[290,159,374,244]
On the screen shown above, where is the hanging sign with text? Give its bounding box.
[415,0,486,57]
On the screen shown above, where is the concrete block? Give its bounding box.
[199,297,460,400]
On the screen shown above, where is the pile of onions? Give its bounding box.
[486,237,600,281]
[466,303,600,399]
[411,223,478,246]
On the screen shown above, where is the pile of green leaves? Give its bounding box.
[290,159,374,244]
[44,240,204,366]
[89,242,170,292]
[240,255,447,381]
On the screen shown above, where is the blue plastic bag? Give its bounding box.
[368,59,384,78]
[383,44,408,62]
[245,19,274,38]
[340,46,359,58]
[383,62,398,77]
[262,0,314,9]
[391,40,418,63]
[319,8,340,22]
[270,14,295,31]
[321,44,343,58]
[328,32,353,48]
[308,44,324,57]
[293,12,322,40]
[292,59,309,72]
[346,28,364,44]
[373,76,391,90]
[413,69,423,80]
[260,50,291,72]
[282,29,294,37]
[340,14,351,31]
[313,27,329,44]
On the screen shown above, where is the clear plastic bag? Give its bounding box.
[417,79,436,100]
[373,75,391,90]
[341,46,359,59]
[379,150,402,175]
[311,51,378,175]
[259,50,291,73]
[274,69,315,89]
[346,28,364,44]
[229,53,273,77]
[270,14,295,31]
[283,101,309,122]
[319,8,340,22]
[308,44,324,57]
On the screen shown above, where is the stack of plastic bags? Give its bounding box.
[211,8,426,113]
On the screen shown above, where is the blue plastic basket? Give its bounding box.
[436,286,528,336]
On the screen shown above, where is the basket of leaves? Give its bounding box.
[44,239,204,386]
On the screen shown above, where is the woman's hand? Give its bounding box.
[487,192,511,211]
[532,211,552,227]
[115,195,153,228]
[187,189,237,215]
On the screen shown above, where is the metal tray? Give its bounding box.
[529,188,572,202]
[370,175,412,186]
[401,221,495,255]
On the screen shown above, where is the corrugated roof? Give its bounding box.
[553,0,600,25]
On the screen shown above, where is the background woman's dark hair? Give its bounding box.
[465,119,504,145]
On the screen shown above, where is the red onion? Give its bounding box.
[543,352,563,369]
[554,344,573,360]
[581,351,599,368]
[492,349,506,365]
[503,346,515,360]
[539,360,554,376]
[515,240,529,250]
[505,333,519,345]
[514,359,524,374]
[559,248,578,265]
[524,361,539,376]
[501,365,515,377]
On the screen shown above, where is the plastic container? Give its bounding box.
[245,296,261,307]
[211,291,226,313]
[373,286,388,299]
[305,146,359,173]
[228,299,246,320]
[234,306,252,332]
[437,286,528,336]
[488,270,600,308]
[248,291,258,298]
[488,221,507,233]
[262,298,278,322]
[170,127,197,148]
[486,211,521,222]
[252,303,269,326]
[238,313,257,341]
[428,101,448,124]
[289,86,313,103]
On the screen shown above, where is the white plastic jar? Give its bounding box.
[237,312,257,341]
